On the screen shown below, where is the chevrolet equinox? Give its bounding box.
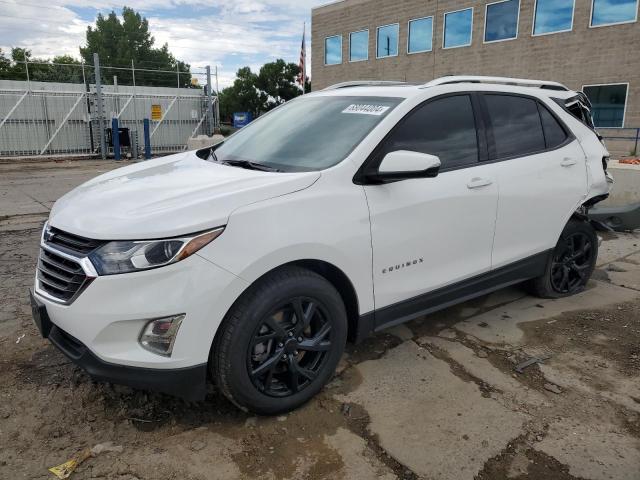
[31,76,613,414]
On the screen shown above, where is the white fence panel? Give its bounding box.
[0,80,211,158]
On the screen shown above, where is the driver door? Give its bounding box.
[362,94,499,324]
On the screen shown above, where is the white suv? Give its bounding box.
[31,76,612,414]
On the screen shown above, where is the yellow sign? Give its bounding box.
[151,104,162,120]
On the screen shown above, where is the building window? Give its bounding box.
[377,24,399,58]
[349,30,369,62]
[443,8,474,49]
[408,17,433,53]
[591,0,638,27]
[533,0,575,35]
[485,0,520,43]
[583,83,628,128]
[325,35,342,65]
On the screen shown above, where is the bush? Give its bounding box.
[220,125,235,136]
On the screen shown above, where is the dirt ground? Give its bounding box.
[1,159,639,480]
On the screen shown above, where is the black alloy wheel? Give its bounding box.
[550,231,595,294]
[248,297,333,397]
[212,266,347,415]
[529,219,598,299]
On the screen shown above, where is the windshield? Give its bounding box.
[213,96,402,172]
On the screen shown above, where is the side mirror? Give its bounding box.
[363,151,441,184]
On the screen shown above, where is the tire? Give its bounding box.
[528,219,598,299]
[211,266,348,415]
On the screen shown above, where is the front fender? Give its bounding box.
[196,179,375,314]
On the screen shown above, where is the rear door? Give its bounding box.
[363,94,499,312]
[482,93,588,269]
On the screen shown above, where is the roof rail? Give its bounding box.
[421,76,570,91]
[323,80,409,90]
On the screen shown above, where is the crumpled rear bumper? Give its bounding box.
[589,202,640,232]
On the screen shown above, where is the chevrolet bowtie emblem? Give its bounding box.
[44,229,55,242]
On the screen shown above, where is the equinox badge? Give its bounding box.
[382,258,424,274]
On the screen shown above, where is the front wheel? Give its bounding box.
[211,266,347,415]
[529,219,598,299]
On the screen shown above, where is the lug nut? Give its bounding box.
[294,350,299,356]
[288,332,293,337]
[278,343,283,348]
[282,354,288,360]
[297,337,302,342]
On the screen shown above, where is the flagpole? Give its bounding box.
[302,22,307,94]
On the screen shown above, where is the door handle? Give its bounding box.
[561,157,577,167]
[467,177,493,189]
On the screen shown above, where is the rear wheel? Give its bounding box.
[211,266,347,415]
[529,219,598,298]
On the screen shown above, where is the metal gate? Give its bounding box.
[0,79,216,159]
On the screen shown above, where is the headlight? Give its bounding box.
[89,227,224,275]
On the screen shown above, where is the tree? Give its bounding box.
[218,67,266,121]
[0,49,13,80]
[0,48,84,83]
[80,7,191,87]
[0,8,192,87]
[219,60,305,122]
[32,55,84,83]
[256,59,302,110]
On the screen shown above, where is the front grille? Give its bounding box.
[37,248,89,302]
[47,227,104,255]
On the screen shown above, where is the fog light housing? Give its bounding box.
[139,314,185,357]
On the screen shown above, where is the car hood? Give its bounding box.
[48,152,320,240]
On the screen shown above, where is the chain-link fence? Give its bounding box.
[0,56,219,159]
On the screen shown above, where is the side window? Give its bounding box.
[538,103,568,149]
[485,95,545,159]
[383,95,479,170]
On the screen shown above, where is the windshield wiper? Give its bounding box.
[222,159,282,172]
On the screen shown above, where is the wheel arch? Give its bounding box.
[287,259,361,343]
[217,259,364,345]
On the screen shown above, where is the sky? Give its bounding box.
[0,0,328,88]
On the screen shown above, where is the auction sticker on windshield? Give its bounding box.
[342,104,391,115]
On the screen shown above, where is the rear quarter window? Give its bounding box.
[485,95,546,159]
[538,103,568,149]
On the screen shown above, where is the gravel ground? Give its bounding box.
[0,159,639,479]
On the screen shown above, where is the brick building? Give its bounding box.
[311,0,640,155]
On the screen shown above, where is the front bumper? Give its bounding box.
[31,290,207,400]
[30,251,249,400]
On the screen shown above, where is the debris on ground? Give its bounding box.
[514,355,551,374]
[48,442,123,479]
[190,440,206,452]
[543,383,563,395]
[48,450,92,479]
[607,263,628,272]
[619,158,640,165]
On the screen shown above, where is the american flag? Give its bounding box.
[298,23,306,92]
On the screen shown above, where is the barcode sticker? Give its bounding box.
[342,104,391,116]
